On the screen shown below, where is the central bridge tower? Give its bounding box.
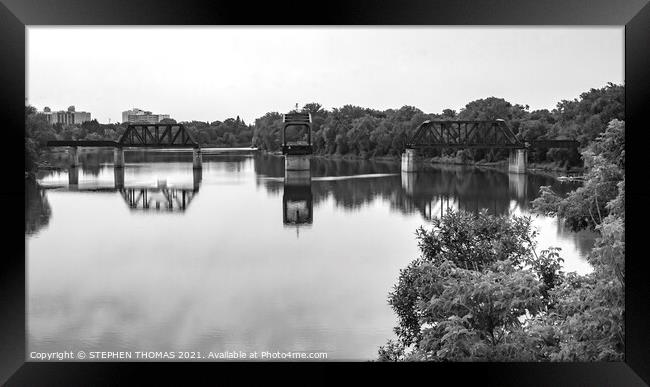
[282,112,312,172]
[281,112,313,234]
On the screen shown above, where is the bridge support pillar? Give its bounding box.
[114,147,124,168]
[285,154,310,171]
[114,166,125,190]
[68,167,79,186]
[193,148,203,169]
[508,149,528,174]
[68,146,79,168]
[401,149,418,173]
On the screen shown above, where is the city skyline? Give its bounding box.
[27,27,623,124]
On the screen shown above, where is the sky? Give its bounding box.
[26,27,623,124]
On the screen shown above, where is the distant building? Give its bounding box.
[122,108,171,124]
[41,106,92,125]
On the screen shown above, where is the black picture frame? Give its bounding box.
[2,0,649,385]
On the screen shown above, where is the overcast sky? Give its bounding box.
[27,27,623,124]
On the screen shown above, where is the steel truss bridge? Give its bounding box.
[48,123,200,149]
[406,119,579,150]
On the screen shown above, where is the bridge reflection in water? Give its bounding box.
[45,166,202,214]
[400,168,529,220]
[250,153,557,228]
[121,181,198,212]
[282,170,313,232]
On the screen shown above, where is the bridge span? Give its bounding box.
[47,123,204,169]
[402,119,579,174]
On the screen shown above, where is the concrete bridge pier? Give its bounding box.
[508,149,528,174]
[68,146,79,168]
[114,166,125,190]
[68,167,79,186]
[285,154,311,172]
[193,148,203,169]
[401,149,418,173]
[114,147,125,168]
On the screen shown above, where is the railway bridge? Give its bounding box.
[402,119,579,173]
[47,123,203,169]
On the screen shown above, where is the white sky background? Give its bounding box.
[27,27,623,124]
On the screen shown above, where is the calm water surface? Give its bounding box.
[26,149,595,360]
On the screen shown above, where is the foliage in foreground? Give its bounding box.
[380,121,625,361]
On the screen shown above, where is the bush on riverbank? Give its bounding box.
[532,119,624,231]
[379,210,566,361]
[379,120,625,361]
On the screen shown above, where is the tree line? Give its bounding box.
[252,83,623,167]
[25,82,623,174]
[24,111,254,173]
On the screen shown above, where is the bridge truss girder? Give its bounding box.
[407,120,523,150]
[118,124,199,148]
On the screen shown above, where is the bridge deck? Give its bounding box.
[47,123,201,149]
[409,144,524,150]
[47,140,199,149]
[48,140,118,147]
[406,120,580,151]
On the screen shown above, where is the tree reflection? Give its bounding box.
[255,155,572,221]
[25,179,51,235]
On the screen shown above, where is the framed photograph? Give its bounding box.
[3,0,649,384]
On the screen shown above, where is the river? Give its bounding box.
[25,149,596,360]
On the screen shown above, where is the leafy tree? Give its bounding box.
[458,97,529,134]
[381,210,564,361]
[532,119,624,231]
[552,83,624,147]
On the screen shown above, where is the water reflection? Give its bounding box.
[25,179,52,235]
[121,169,202,213]
[27,150,595,360]
[39,165,203,213]
[283,170,313,228]
[121,185,197,212]
[253,154,581,222]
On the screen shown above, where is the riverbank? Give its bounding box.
[424,155,583,173]
[265,150,585,177]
